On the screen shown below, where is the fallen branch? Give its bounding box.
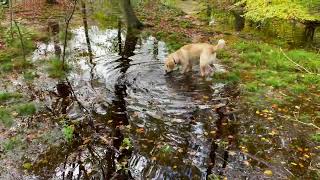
[280,48,319,76]
[289,114,320,130]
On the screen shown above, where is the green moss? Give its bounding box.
[0,108,13,127]
[15,103,37,116]
[155,31,189,52]
[290,84,308,94]
[23,71,37,81]
[244,82,260,92]
[213,71,240,84]
[0,92,23,102]
[1,62,13,72]
[59,30,74,42]
[46,58,71,79]
[311,133,320,143]
[3,136,22,152]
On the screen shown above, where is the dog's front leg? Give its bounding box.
[200,65,206,77]
[182,64,190,74]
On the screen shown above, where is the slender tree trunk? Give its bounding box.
[14,21,26,62]
[304,22,316,42]
[232,8,245,32]
[62,0,77,70]
[118,20,122,55]
[81,0,93,64]
[119,0,143,29]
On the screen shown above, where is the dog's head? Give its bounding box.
[164,55,178,74]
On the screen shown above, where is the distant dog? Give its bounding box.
[164,39,225,76]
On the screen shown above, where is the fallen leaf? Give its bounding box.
[229,151,236,156]
[136,128,145,134]
[299,163,304,168]
[290,162,297,166]
[264,170,273,176]
[243,160,250,166]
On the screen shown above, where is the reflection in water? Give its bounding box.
[30,24,258,179]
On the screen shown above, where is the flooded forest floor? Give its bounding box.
[0,0,319,179]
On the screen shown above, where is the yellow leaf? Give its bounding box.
[264,170,273,176]
[299,163,304,168]
[290,162,297,166]
[303,154,310,159]
[243,160,250,166]
[256,110,260,114]
[173,165,177,169]
[229,151,236,156]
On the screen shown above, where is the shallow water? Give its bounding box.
[29,25,238,179]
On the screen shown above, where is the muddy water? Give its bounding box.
[29,25,238,179]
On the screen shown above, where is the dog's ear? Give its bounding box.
[171,54,179,64]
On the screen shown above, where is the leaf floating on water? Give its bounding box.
[243,160,250,166]
[203,95,209,100]
[240,146,248,153]
[268,130,278,136]
[83,138,91,145]
[136,128,145,134]
[23,162,32,170]
[264,170,273,176]
[303,154,310,159]
[299,163,304,168]
[229,151,236,156]
[290,162,298,166]
[132,111,139,117]
[297,147,304,152]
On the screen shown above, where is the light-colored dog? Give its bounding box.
[164,39,225,76]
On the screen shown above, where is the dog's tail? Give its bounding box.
[216,39,225,50]
[212,39,225,52]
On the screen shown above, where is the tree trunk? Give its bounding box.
[46,0,58,4]
[304,22,316,42]
[119,0,143,29]
[81,0,93,63]
[232,8,245,32]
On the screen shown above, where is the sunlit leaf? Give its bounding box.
[23,162,32,170]
[264,170,273,176]
[290,162,298,166]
